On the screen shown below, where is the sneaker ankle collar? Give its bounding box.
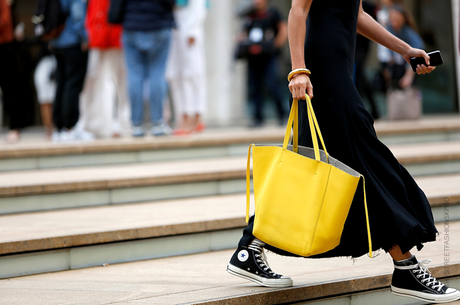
[248,238,265,253]
[394,255,417,266]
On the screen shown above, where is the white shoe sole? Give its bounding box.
[226,263,293,288]
[391,285,460,303]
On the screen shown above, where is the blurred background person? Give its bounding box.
[236,0,287,128]
[385,4,424,120]
[34,42,57,139]
[354,0,379,120]
[387,4,423,90]
[376,0,393,77]
[374,0,403,92]
[167,0,207,135]
[121,0,175,137]
[79,0,130,138]
[51,0,93,141]
[0,0,34,143]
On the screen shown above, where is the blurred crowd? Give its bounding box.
[361,0,424,120]
[0,0,426,144]
[0,0,208,143]
[234,0,424,126]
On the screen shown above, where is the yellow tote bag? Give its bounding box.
[246,95,372,257]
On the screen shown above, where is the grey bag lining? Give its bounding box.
[258,144,361,178]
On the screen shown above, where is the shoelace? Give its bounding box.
[395,259,445,292]
[248,240,278,276]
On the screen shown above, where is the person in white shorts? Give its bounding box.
[34,51,57,138]
[167,0,207,135]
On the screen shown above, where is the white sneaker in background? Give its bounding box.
[51,130,61,142]
[59,130,72,142]
[60,128,95,142]
[132,125,145,137]
[74,129,95,141]
[151,123,172,137]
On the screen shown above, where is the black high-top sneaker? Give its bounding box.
[391,255,460,303]
[226,238,293,288]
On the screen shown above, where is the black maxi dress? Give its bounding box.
[239,0,438,258]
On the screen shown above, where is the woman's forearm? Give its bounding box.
[357,9,411,59]
[288,0,313,70]
[357,3,434,73]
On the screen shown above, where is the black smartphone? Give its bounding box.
[410,50,443,72]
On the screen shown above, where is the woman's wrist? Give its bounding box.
[399,43,413,61]
[288,68,311,82]
[290,73,308,81]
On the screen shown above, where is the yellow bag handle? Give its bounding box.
[283,95,330,163]
[282,99,298,151]
[247,94,373,257]
[306,95,330,163]
[361,175,373,258]
[246,144,255,223]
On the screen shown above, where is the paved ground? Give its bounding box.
[0,221,459,305]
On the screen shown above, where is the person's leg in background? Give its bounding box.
[52,48,66,137]
[264,55,287,125]
[57,46,88,130]
[78,49,101,136]
[58,46,91,141]
[247,58,265,128]
[355,48,379,119]
[34,55,57,139]
[180,34,199,133]
[166,28,188,132]
[40,103,53,138]
[0,43,27,143]
[111,49,131,137]
[146,28,172,136]
[123,30,146,137]
[86,49,115,138]
[185,29,207,133]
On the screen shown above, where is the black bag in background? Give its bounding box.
[235,40,275,59]
[108,0,125,24]
[31,0,68,41]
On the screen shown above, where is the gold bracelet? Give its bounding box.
[287,68,311,82]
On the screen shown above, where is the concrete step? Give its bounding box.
[2,146,460,214]
[0,128,283,172]
[390,141,460,176]
[375,115,460,145]
[0,219,459,304]
[0,157,246,214]
[0,192,458,279]
[0,194,246,279]
[2,116,460,172]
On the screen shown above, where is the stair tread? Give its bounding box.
[0,157,246,196]
[0,220,459,304]
[1,116,460,159]
[2,141,460,196]
[374,115,460,135]
[0,127,286,159]
[390,141,460,162]
[0,194,248,255]
[0,168,459,254]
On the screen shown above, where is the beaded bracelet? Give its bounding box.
[287,68,311,82]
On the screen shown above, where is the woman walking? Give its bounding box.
[226,0,460,303]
